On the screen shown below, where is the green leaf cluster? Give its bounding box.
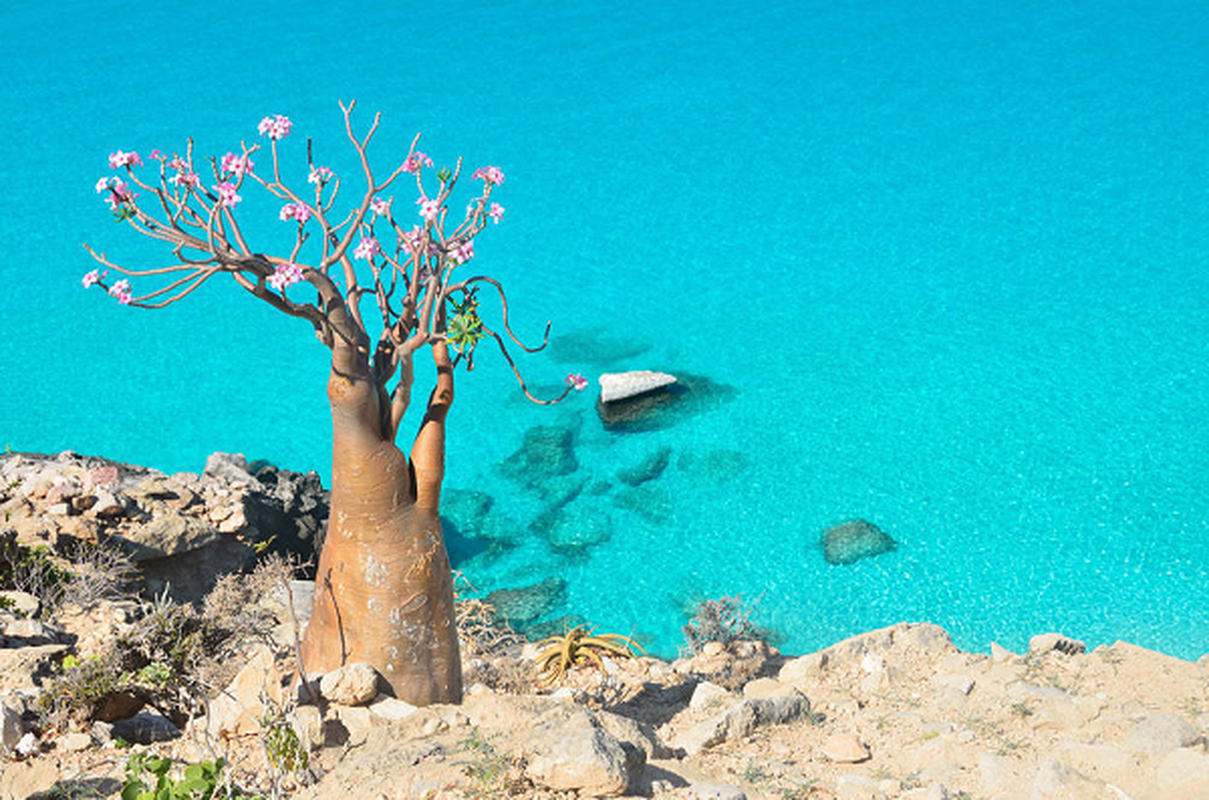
[121,753,261,800]
[447,296,487,356]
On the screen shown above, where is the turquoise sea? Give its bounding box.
[1,0,1206,659]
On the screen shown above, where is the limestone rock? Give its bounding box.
[115,515,221,561]
[368,695,418,721]
[690,681,733,710]
[320,662,381,706]
[0,591,39,618]
[598,370,678,403]
[823,732,871,763]
[1122,712,1200,758]
[674,694,811,756]
[1156,747,1209,793]
[990,641,1017,662]
[203,452,253,484]
[1029,758,1117,799]
[820,519,897,564]
[742,678,801,700]
[289,705,324,751]
[201,647,282,739]
[523,707,631,797]
[2,697,26,754]
[58,732,92,752]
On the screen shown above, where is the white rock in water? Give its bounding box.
[598,371,677,403]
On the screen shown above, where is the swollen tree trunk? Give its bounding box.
[299,343,462,705]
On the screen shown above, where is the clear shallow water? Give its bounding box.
[2,0,1207,659]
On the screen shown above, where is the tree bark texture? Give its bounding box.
[299,344,462,705]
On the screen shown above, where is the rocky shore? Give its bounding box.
[1,451,1208,799]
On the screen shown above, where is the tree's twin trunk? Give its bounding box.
[299,343,462,705]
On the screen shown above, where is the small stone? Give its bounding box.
[59,732,93,752]
[2,699,26,753]
[90,721,113,747]
[0,591,39,618]
[990,641,1016,662]
[46,502,71,516]
[289,705,323,751]
[822,732,871,763]
[742,678,800,700]
[320,662,381,706]
[690,681,733,710]
[89,489,125,518]
[934,674,975,695]
[701,642,725,658]
[367,695,418,721]
[1029,633,1086,656]
[112,710,180,744]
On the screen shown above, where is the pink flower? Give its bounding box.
[566,373,588,392]
[403,152,433,173]
[220,152,254,177]
[81,269,107,288]
[370,196,390,215]
[400,226,424,253]
[170,170,200,188]
[149,149,164,160]
[167,155,188,171]
[472,165,505,185]
[354,237,381,260]
[108,150,143,169]
[488,202,505,224]
[102,179,137,209]
[451,240,474,264]
[417,198,440,222]
[279,202,311,223]
[213,181,241,207]
[95,177,111,194]
[268,262,304,290]
[308,165,333,185]
[258,114,292,140]
[109,279,132,304]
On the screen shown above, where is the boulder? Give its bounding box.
[820,520,897,565]
[1122,712,1201,758]
[111,710,181,744]
[822,732,871,763]
[203,452,253,484]
[320,662,382,706]
[611,485,672,525]
[598,373,736,432]
[673,694,812,756]
[200,646,282,739]
[523,707,632,797]
[598,371,678,404]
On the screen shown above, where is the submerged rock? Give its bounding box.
[598,373,737,433]
[497,426,579,483]
[546,506,614,554]
[612,485,673,526]
[819,519,897,565]
[677,449,748,483]
[485,577,567,626]
[617,446,673,487]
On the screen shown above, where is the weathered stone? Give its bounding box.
[691,784,748,800]
[674,695,811,756]
[367,695,418,721]
[990,641,1017,662]
[320,662,381,706]
[689,681,733,710]
[0,644,69,693]
[485,577,567,626]
[546,506,614,552]
[201,647,282,739]
[599,371,678,404]
[326,704,374,747]
[741,678,801,700]
[1029,633,1086,656]
[89,489,126,518]
[58,732,92,752]
[1156,747,1209,792]
[523,707,630,797]
[2,618,61,645]
[1123,712,1200,758]
[203,452,252,484]
[822,732,871,763]
[820,519,897,564]
[934,673,975,695]
[1029,758,1116,798]
[290,705,324,751]
[835,773,880,799]
[111,710,181,744]
[616,446,672,486]
[115,515,221,560]
[2,697,26,754]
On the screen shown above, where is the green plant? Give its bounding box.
[0,535,73,617]
[533,625,644,686]
[120,752,261,800]
[261,713,308,774]
[460,728,521,798]
[1010,701,1034,718]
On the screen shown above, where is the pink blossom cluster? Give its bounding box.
[417,198,440,222]
[566,373,588,391]
[81,269,107,288]
[166,156,200,188]
[108,279,132,304]
[213,181,241,207]
[400,226,424,254]
[220,152,254,177]
[96,176,137,209]
[370,196,390,215]
[108,150,143,169]
[268,262,304,290]
[488,202,505,224]
[258,115,292,140]
[450,240,474,264]
[279,202,311,223]
[354,237,382,260]
[472,166,505,185]
[308,166,333,185]
[403,152,433,173]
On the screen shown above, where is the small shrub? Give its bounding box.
[460,727,524,798]
[0,534,73,617]
[260,712,309,774]
[681,594,768,655]
[120,752,262,800]
[36,651,130,730]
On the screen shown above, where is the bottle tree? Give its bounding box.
[83,102,587,705]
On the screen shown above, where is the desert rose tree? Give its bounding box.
[83,102,587,705]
